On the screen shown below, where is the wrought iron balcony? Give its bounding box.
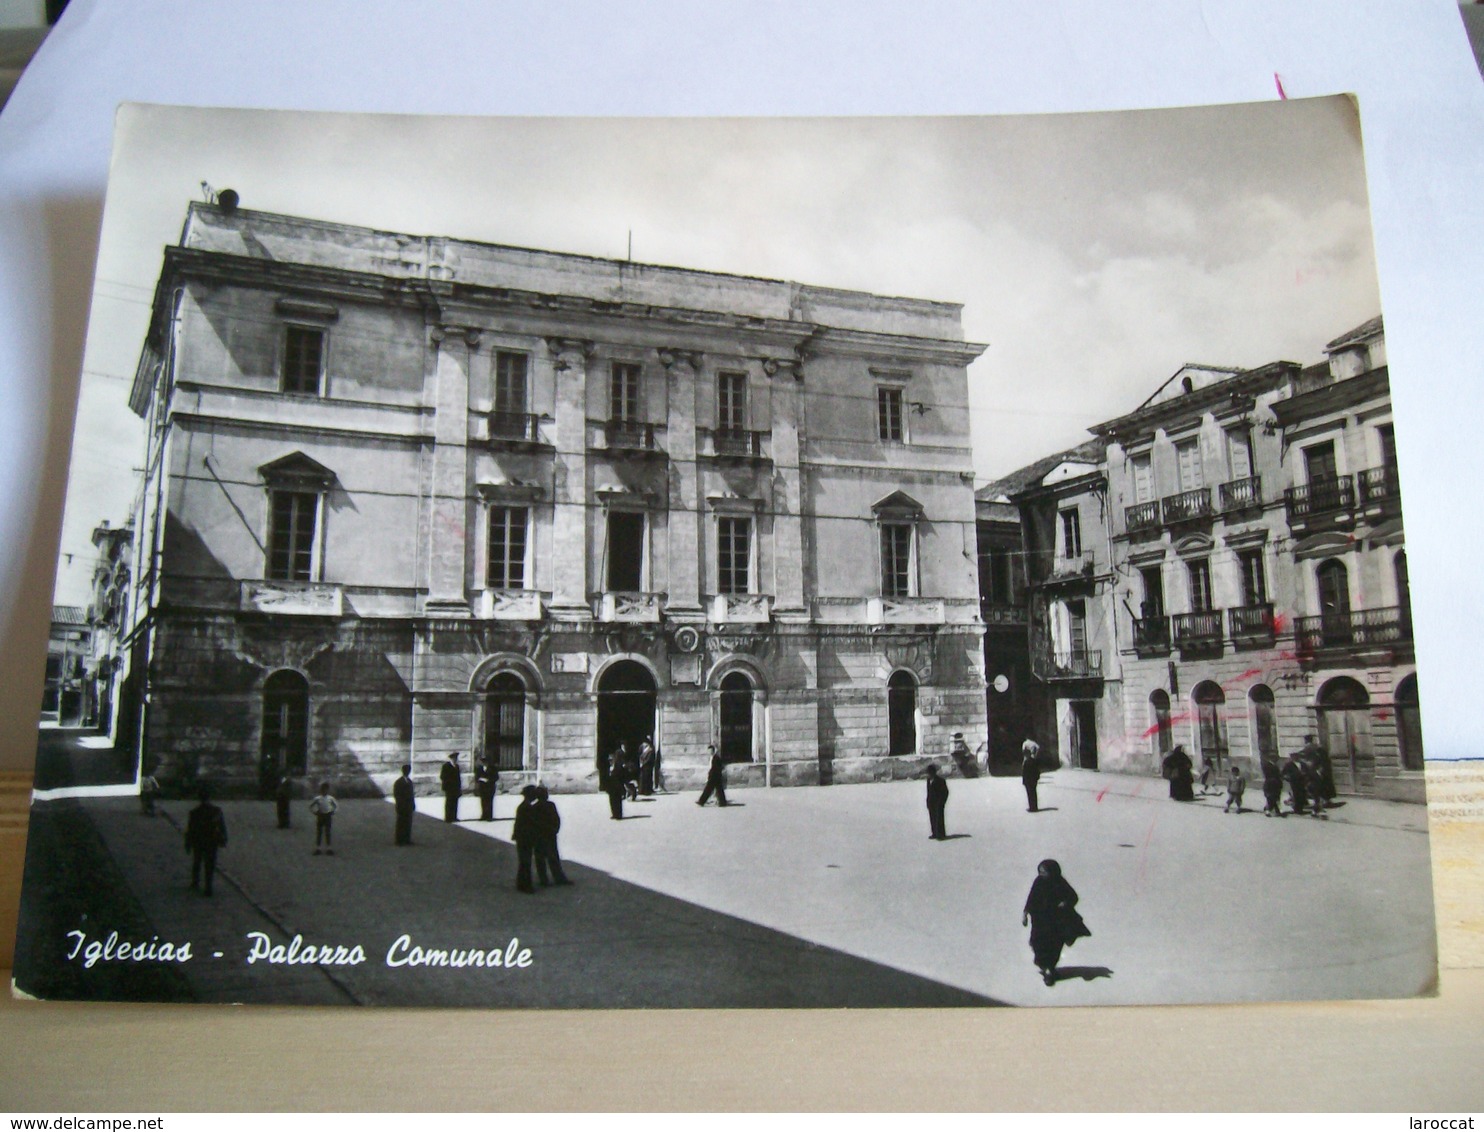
[1228,602,1276,646]
[603,419,660,451]
[488,410,542,443]
[1125,500,1162,536]
[1132,615,1171,655]
[1357,466,1402,511]
[1172,609,1223,652]
[1285,475,1354,523]
[1034,648,1103,681]
[1296,606,1411,653]
[1162,486,1214,524]
[1219,475,1262,511]
[705,426,771,459]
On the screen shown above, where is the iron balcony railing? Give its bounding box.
[1172,610,1223,650]
[1296,606,1411,652]
[488,410,542,442]
[1285,475,1355,522]
[1035,648,1103,680]
[1125,500,1162,535]
[1162,486,1214,524]
[605,419,659,450]
[708,427,770,457]
[1132,615,1171,654]
[1357,466,1402,510]
[1219,475,1262,511]
[1228,602,1276,644]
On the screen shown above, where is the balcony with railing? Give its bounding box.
[1034,648,1103,681]
[1296,606,1411,655]
[1125,499,1162,537]
[1132,615,1171,656]
[486,410,546,447]
[1357,466,1402,514]
[1162,486,1214,525]
[1172,609,1223,654]
[1227,602,1276,647]
[601,419,663,454]
[701,426,771,461]
[1219,475,1262,511]
[1285,475,1355,526]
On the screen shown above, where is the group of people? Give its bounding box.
[602,736,670,818]
[1161,735,1337,818]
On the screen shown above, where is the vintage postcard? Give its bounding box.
[14,99,1434,1007]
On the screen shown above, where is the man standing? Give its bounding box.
[1301,734,1336,812]
[474,756,497,822]
[393,763,415,846]
[697,744,730,807]
[184,787,228,896]
[512,784,540,894]
[1021,736,1043,813]
[440,752,462,823]
[604,744,627,820]
[533,786,571,886]
[274,772,293,830]
[925,764,949,840]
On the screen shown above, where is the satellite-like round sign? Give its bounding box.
[992,674,1010,693]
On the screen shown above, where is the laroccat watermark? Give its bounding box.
[65,929,193,969]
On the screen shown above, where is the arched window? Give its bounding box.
[484,672,528,772]
[1317,676,1372,793]
[1316,559,1352,646]
[1395,674,1423,772]
[262,670,309,779]
[1192,681,1229,776]
[1149,689,1173,755]
[1248,684,1278,763]
[719,671,755,764]
[888,670,917,756]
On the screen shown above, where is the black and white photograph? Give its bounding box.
[13,97,1435,1009]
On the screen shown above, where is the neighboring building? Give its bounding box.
[86,520,133,742]
[118,199,987,796]
[974,489,1029,772]
[42,605,91,727]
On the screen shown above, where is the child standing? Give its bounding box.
[309,781,338,855]
[1224,762,1247,813]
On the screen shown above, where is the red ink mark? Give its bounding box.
[1275,73,1288,100]
[1377,709,1391,722]
[1238,668,1263,682]
[1271,612,1289,632]
[1096,788,1109,803]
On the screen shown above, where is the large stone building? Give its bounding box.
[114,199,988,796]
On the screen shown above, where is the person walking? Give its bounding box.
[533,785,571,886]
[184,787,228,897]
[1021,859,1091,986]
[638,738,656,796]
[393,763,415,845]
[697,744,730,807]
[1281,752,1309,815]
[512,785,539,894]
[620,743,640,801]
[604,745,627,820]
[440,752,462,823]
[1021,736,1043,812]
[1260,757,1284,817]
[474,757,497,822]
[652,738,667,793]
[308,781,338,855]
[274,771,293,830]
[949,732,976,778]
[1163,745,1195,802]
[1224,762,1247,814]
[924,764,949,840]
[1300,734,1334,816]
[139,767,160,817]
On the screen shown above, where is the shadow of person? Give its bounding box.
[1030,806,1058,813]
[613,814,652,821]
[942,833,972,840]
[1050,966,1113,984]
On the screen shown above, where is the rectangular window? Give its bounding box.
[1378,422,1397,470]
[606,511,645,592]
[1132,454,1154,503]
[486,507,529,589]
[268,490,319,581]
[1304,440,1337,485]
[494,352,528,415]
[718,371,748,432]
[1176,440,1204,491]
[1238,549,1267,607]
[611,362,642,423]
[1226,428,1252,480]
[1187,559,1213,613]
[1068,599,1088,656]
[877,387,904,442]
[282,326,324,395]
[1060,509,1082,559]
[717,516,752,595]
[881,523,914,598]
[1140,566,1164,619]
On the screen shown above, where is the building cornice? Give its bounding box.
[1269,366,1390,427]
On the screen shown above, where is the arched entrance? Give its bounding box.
[1317,676,1373,793]
[596,660,657,786]
[1249,684,1279,764]
[1395,674,1423,771]
[719,671,755,764]
[887,670,917,756]
[484,671,528,772]
[261,670,309,793]
[1192,681,1229,778]
[1149,689,1173,756]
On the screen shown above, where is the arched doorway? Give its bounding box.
[1192,681,1229,778]
[261,670,309,793]
[719,671,756,764]
[597,660,657,786]
[1149,689,1173,756]
[1316,558,1351,646]
[484,672,528,772]
[1249,684,1278,764]
[1317,676,1373,793]
[1395,674,1423,772]
[887,670,917,756]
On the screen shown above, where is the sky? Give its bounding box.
[53,97,1381,605]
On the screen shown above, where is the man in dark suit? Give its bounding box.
[925,763,949,840]
[1021,737,1044,812]
[393,763,415,845]
[440,752,462,823]
[184,788,228,896]
[512,784,540,894]
[697,744,729,807]
[474,757,497,822]
[533,785,571,886]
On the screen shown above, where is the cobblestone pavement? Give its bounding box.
[15,767,1435,1008]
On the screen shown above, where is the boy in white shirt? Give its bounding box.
[309,781,338,855]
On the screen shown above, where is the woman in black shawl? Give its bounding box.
[1021,859,1091,985]
[1162,744,1195,802]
